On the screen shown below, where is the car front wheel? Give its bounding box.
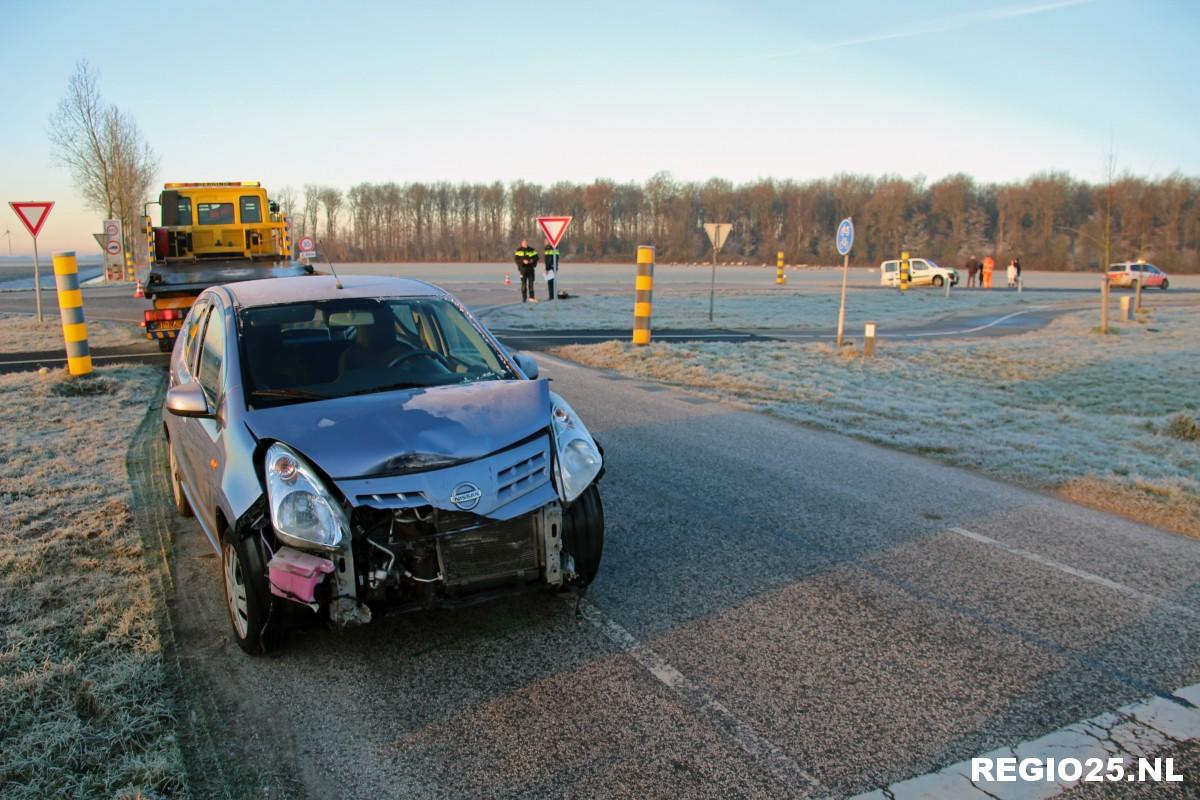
[222,533,279,655]
[1161,279,1169,290]
[932,275,944,287]
[562,485,604,587]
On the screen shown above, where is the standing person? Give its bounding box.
[1013,256,1022,285]
[543,242,559,301]
[514,239,539,303]
[981,255,995,289]
[1006,259,1018,288]
[965,255,980,288]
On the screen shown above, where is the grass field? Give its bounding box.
[0,363,184,798]
[556,304,1200,537]
[0,312,142,353]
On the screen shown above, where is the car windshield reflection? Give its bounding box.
[240,297,515,407]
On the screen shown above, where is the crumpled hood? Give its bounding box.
[244,379,551,479]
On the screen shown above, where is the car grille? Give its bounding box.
[437,516,539,587]
[495,449,549,505]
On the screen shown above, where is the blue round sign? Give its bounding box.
[836,218,854,256]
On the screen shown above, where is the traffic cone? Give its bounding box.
[504,272,511,286]
[133,280,144,299]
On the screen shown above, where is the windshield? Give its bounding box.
[239,297,516,407]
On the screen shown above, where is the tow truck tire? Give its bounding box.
[562,485,604,587]
[222,531,280,656]
[157,337,173,353]
[168,442,193,517]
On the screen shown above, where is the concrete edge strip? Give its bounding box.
[573,597,827,798]
[850,681,1200,799]
[948,526,1198,620]
[0,351,168,366]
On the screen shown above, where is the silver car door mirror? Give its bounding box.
[512,352,539,380]
[165,381,213,418]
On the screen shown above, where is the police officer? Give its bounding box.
[514,239,539,303]
[543,242,559,300]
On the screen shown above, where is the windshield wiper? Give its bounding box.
[345,381,428,397]
[251,388,329,402]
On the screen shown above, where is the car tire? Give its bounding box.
[168,441,193,517]
[932,275,944,287]
[1161,279,1169,290]
[562,485,604,587]
[222,532,281,655]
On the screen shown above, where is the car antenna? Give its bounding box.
[320,242,344,289]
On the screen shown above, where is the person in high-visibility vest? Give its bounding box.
[981,255,995,289]
[513,240,539,303]
[543,243,559,301]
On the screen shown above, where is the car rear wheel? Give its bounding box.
[168,442,193,517]
[562,485,604,587]
[222,533,280,655]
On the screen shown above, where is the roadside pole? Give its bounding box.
[776,251,785,286]
[1100,274,1110,333]
[9,201,54,323]
[1135,258,1144,312]
[632,246,655,345]
[834,218,854,349]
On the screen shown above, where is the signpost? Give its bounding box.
[103,218,125,282]
[297,234,316,260]
[703,222,732,322]
[9,201,54,322]
[835,217,854,348]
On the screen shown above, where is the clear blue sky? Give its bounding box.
[2,0,1197,253]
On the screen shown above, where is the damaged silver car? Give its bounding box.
[163,275,604,654]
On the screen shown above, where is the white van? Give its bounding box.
[879,258,959,287]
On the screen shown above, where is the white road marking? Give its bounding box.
[574,598,826,797]
[949,527,1198,620]
[770,307,1049,341]
[851,681,1200,799]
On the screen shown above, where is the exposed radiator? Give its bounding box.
[437,517,539,587]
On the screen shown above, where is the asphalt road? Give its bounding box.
[132,352,1200,799]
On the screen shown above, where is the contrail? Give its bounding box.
[739,0,1092,62]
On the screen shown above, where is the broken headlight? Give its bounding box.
[549,393,602,504]
[264,442,347,552]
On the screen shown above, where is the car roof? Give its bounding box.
[222,274,446,309]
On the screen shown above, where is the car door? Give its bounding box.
[188,300,230,543]
[169,300,209,512]
[910,259,931,285]
[880,261,898,285]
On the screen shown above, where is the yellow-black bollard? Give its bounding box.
[632,246,654,345]
[53,250,92,376]
[899,251,911,292]
[776,251,785,285]
[282,215,292,258]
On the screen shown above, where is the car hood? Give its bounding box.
[244,379,552,479]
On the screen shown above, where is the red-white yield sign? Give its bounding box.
[537,216,572,248]
[10,201,54,238]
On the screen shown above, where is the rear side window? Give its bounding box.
[197,203,235,225]
[197,307,225,401]
[882,261,897,272]
[240,196,262,224]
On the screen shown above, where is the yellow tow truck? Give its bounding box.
[141,181,312,349]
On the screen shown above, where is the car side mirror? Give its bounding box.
[512,352,539,380]
[165,381,213,418]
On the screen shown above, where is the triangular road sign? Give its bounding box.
[704,222,731,251]
[10,201,54,238]
[537,216,572,248]
[93,233,106,249]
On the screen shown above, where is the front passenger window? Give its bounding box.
[197,307,225,402]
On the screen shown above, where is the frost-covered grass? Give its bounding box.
[0,364,185,797]
[484,286,1070,331]
[0,312,142,353]
[556,306,1200,537]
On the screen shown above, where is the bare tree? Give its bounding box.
[48,60,158,248]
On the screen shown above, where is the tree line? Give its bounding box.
[288,172,1200,272]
